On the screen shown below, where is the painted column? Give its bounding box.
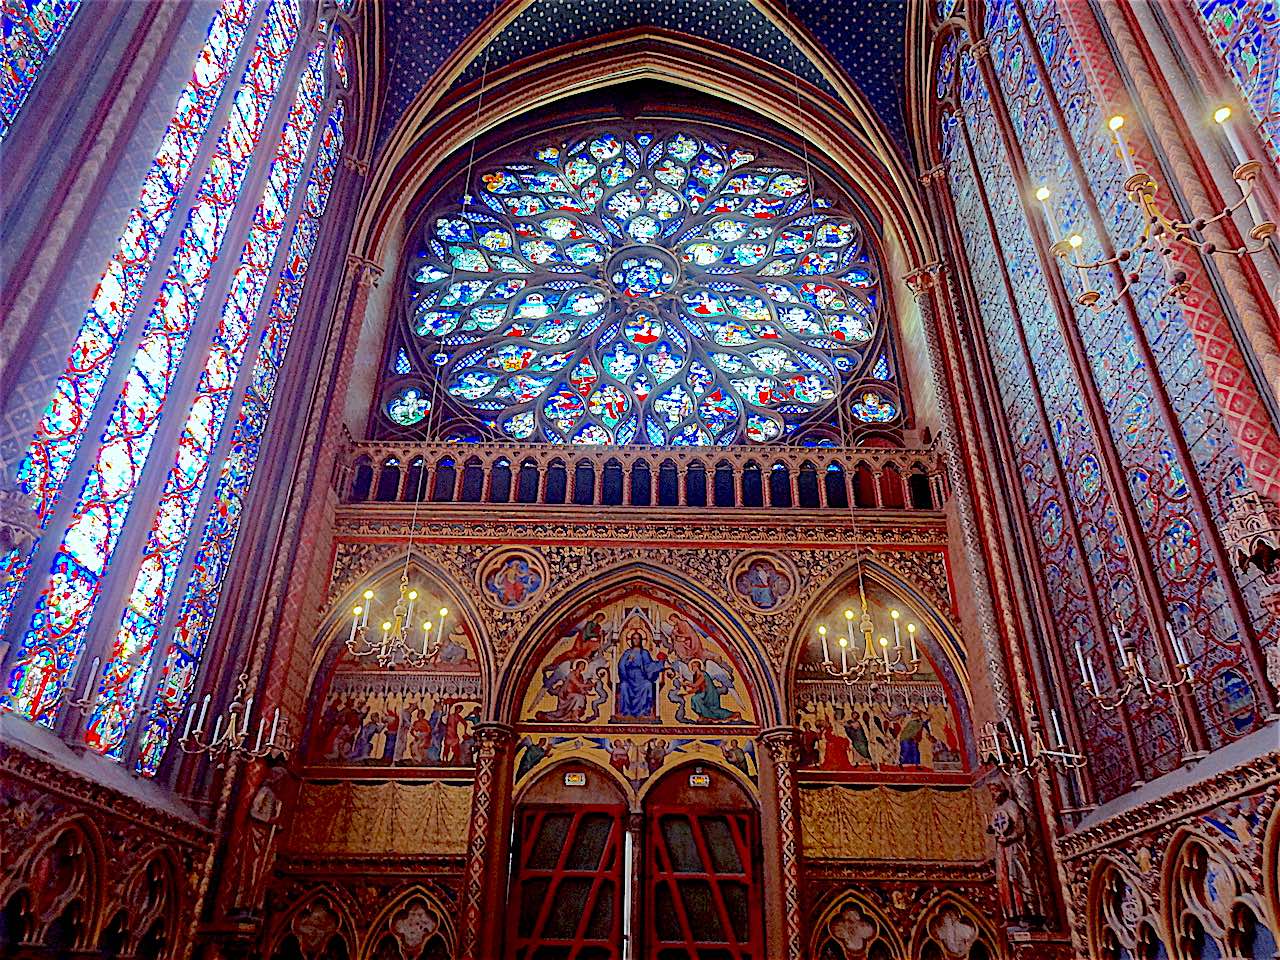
[758,725,803,960]
[459,721,516,960]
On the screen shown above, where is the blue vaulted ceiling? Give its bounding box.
[376,0,910,152]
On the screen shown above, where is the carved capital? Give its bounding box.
[969,38,991,60]
[472,721,516,759]
[344,254,383,289]
[342,152,370,177]
[903,261,945,297]
[918,164,946,186]
[759,725,800,765]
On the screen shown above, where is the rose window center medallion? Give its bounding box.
[399,128,897,445]
[608,247,679,299]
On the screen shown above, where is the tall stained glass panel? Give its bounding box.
[137,103,345,776]
[0,0,81,140]
[394,128,899,446]
[87,45,330,757]
[0,0,260,641]
[5,0,300,724]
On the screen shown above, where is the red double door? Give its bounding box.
[506,763,763,960]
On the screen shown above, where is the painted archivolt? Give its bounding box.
[515,586,761,798]
[389,126,900,444]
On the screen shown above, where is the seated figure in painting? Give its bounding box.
[680,658,742,723]
[536,659,598,722]
[614,627,668,722]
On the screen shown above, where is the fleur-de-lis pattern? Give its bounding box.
[397,128,898,444]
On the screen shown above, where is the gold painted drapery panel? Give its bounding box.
[286,780,473,856]
[800,784,992,861]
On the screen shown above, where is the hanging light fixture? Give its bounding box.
[346,579,447,668]
[1043,107,1276,311]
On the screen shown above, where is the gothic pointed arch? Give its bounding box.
[504,566,773,805]
[908,890,1004,959]
[358,885,454,960]
[809,889,906,960]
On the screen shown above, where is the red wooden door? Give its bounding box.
[507,803,626,960]
[644,802,762,960]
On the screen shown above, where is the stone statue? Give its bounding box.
[987,780,1046,926]
[231,765,287,914]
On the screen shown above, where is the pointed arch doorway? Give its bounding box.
[506,760,764,960]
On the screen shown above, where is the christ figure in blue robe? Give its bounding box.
[615,630,665,721]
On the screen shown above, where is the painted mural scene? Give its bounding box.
[0,1,1277,959]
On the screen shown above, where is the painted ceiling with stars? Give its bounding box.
[376,0,911,151]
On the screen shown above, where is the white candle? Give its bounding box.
[1111,623,1125,660]
[348,609,359,645]
[1165,620,1189,665]
[1050,708,1066,749]
[270,707,280,747]
[1036,187,1060,242]
[1113,128,1136,177]
[241,696,253,729]
[891,613,901,650]
[182,702,196,740]
[839,641,848,673]
[211,713,224,744]
[1074,639,1087,676]
[1223,116,1249,167]
[1018,733,1030,764]
[255,716,266,752]
[819,629,830,665]
[1086,657,1101,697]
[882,640,891,671]
[990,725,1005,765]
[196,694,211,735]
[1220,113,1267,225]
[909,631,919,664]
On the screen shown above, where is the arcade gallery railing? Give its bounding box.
[338,440,948,513]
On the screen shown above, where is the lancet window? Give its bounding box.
[1,0,351,779]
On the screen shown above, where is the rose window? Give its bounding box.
[394,128,898,444]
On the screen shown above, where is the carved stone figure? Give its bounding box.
[987,780,1046,926]
[231,765,287,914]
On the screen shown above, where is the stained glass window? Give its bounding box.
[0,0,260,642]
[397,128,896,446]
[1197,0,1280,162]
[6,0,301,725]
[0,0,81,141]
[85,44,330,758]
[332,23,349,86]
[136,103,346,776]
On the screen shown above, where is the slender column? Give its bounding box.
[788,467,799,508]
[758,727,803,960]
[460,721,516,960]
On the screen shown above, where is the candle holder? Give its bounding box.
[1074,620,1195,712]
[981,711,1085,778]
[346,574,447,669]
[178,672,290,768]
[1044,109,1276,312]
[818,602,921,687]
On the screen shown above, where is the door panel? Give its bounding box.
[508,805,625,960]
[645,808,761,960]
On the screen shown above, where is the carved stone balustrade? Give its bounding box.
[338,440,948,512]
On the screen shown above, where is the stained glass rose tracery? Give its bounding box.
[398,128,896,445]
